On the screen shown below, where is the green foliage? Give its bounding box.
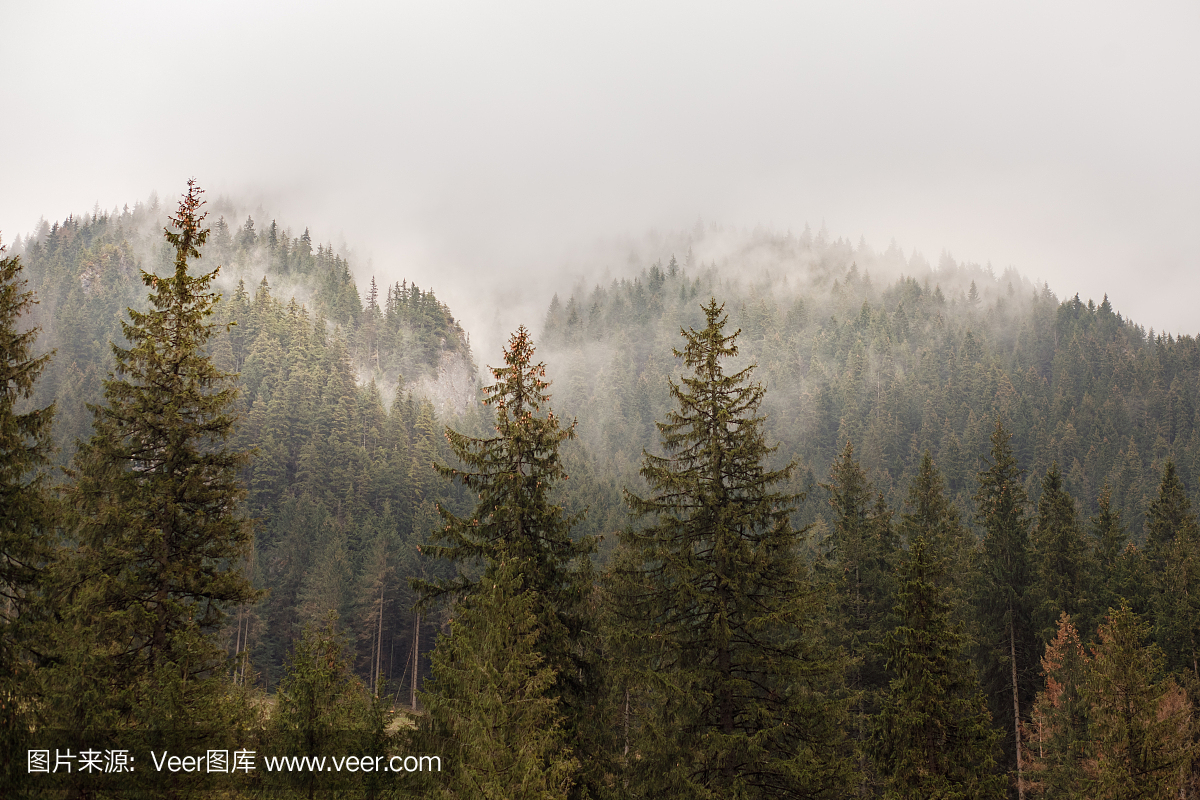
[614,299,850,799]
[1146,461,1200,678]
[1031,607,1198,799]
[271,614,369,755]
[1029,614,1092,798]
[821,440,898,791]
[419,326,596,795]
[1084,605,1192,799]
[422,558,580,800]
[973,419,1038,784]
[50,181,258,728]
[872,535,1005,800]
[0,241,55,793]
[1031,463,1093,641]
[1089,483,1142,619]
[900,452,971,603]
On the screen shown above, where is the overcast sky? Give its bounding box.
[3,1,1198,339]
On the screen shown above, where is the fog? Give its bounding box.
[3,1,1198,357]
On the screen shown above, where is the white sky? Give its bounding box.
[2,1,1198,339]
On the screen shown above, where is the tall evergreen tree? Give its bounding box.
[0,241,55,785]
[1089,483,1137,618]
[422,557,580,800]
[974,419,1037,798]
[418,326,597,794]
[899,452,971,603]
[822,440,898,791]
[1028,614,1091,800]
[614,299,850,799]
[1145,461,1200,678]
[53,181,258,726]
[1031,464,1092,641]
[1085,604,1192,800]
[872,535,1004,800]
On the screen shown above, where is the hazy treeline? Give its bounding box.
[538,225,1200,542]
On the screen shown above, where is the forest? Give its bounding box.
[4,184,1200,798]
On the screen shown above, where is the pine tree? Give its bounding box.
[1145,461,1200,678]
[614,299,850,799]
[0,241,55,786]
[53,181,258,725]
[1089,483,1135,618]
[268,614,371,794]
[900,452,971,602]
[1028,614,1091,799]
[974,419,1037,798]
[1031,464,1092,641]
[872,535,1005,800]
[822,440,897,791]
[1085,604,1192,800]
[422,557,580,800]
[418,326,596,793]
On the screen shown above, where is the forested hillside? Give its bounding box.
[539,226,1200,541]
[7,194,1200,798]
[9,200,481,689]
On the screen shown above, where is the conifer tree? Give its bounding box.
[0,240,55,784]
[1089,484,1136,618]
[1085,604,1192,800]
[419,326,596,793]
[900,452,971,603]
[974,419,1037,798]
[1145,461,1200,678]
[1028,614,1092,799]
[1031,464,1093,641]
[422,557,580,800]
[54,181,258,724]
[822,440,897,790]
[872,535,1004,800]
[614,299,850,799]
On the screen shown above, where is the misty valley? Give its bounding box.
[5,186,1200,799]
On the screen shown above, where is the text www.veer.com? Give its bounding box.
[261,755,440,773]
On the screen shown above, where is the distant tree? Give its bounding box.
[614,299,850,799]
[1089,483,1135,616]
[872,535,1004,800]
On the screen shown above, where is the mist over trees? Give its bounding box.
[6,192,1200,797]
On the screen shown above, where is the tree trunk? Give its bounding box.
[1010,616,1024,800]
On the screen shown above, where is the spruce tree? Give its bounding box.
[418,326,596,793]
[1085,604,1192,800]
[872,535,1004,800]
[1089,484,1137,619]
[53,181,258,725]
[1031,464,1092,641]
[614,299,850,799]
[422,557,580,800]
[822,440,897,791]
[899,452,971,603]
[974,419,1037,798]
[0,241,55,787]
[1145,461,1200,678]
[1027,614,1090,799]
